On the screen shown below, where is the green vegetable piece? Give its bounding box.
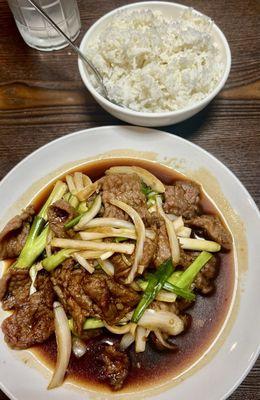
[138,276,195,301]
[114,237,128,243]
[132,258,173,323]
[175,251,213,289]
[15,181,67,269]
[167,270,183,285]
[141,182,153,196]
[83,318,104,330]
[42,249,74,271]
[64,214,83,229]
[68,317,104,332]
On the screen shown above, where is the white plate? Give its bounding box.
[0,126,259,400]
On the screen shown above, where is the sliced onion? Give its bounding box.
[73,172,84,192]
[82,174,92,187]
[51,238,134,254]
[177,226,192,238]
[29,263,43,295]
[172,216,184,231]
[156,290,177,303]
[148,205,156,213]
[48,302,72,389]
[106,166,165,193]
[85,217,134,230]
[138,309,184,336]
[73,253,94,273]
[65,175,76,194]
[99,259,115,276]
[110,199,145,284]
[100,251,114,260]
[103,322,131,335]
[178,237,221,252]
[121,254,132,267]
[130,322,137,337]
[120,333,135,350]
[45,229,53,258]
[80,228,136,241]
[76,181,100,202]
[154,330,177,350]
[72,337,87,358]
[135,326,149,353]
[74,195,102,230]
[81,227,155,240]
[166,214,178,221]
[156,196,180,265]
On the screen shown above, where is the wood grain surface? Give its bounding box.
[0,0,259,399]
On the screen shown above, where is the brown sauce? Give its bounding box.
[30,158,234,392]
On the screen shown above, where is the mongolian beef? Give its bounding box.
[0,163,233,391]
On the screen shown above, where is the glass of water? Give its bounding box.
[7,0,81,51]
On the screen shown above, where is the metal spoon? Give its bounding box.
[26,0,113,102]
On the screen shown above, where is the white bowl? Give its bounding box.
[78,1,231,127]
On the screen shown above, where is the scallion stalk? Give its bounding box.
[175,251,212,289]
[132,259,173,323]
[42,249,75,271]
[15,181,67,269]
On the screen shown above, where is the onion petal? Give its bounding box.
[110,199,145,284]
[135,326,149,353]
[138,309,184,336]
[156,196,180,265]
[73,253,94,273]
[99,259,115,276]
[74,195,102,230]
[154,330,178,350]
[103,322,131,334]
[48,302,72,389]
[72,337,87,358]
[120,332,135,350]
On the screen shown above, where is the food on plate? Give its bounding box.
[87,8,224,112]
[0,161,233,391]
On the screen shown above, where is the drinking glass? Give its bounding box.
[7,0,81,51]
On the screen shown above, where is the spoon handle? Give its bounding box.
[26,0,105,88]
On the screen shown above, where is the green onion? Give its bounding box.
[114,237,128,243]
[15,181,67,269]
[83,318,104,329]
[78,202,88,214]
[175,251,213,289]
[132,258,173,323]
[141,274,195,301]
[68,317,104,332]
[167,270,183,285]
[42,249,74,271]
[141,182,153,196]
[38,181,67,220]
[64,214,83,230]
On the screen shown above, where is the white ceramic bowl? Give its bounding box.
[78,1,231,127]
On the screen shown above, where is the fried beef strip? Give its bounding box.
[99,344,130,390]
[47,199,77,238]
[0,206,35,259]
[1,270,55,349]
[101,173,150,223]
[51,259,140,335]
[187,214,232,250]
[163,181,200,219]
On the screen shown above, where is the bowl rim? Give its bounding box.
[78,1,232,118]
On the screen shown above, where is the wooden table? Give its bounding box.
[0,0,259,398]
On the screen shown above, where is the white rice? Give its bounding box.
[87,8,224,113]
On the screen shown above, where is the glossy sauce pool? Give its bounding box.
[29,158,235,392]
